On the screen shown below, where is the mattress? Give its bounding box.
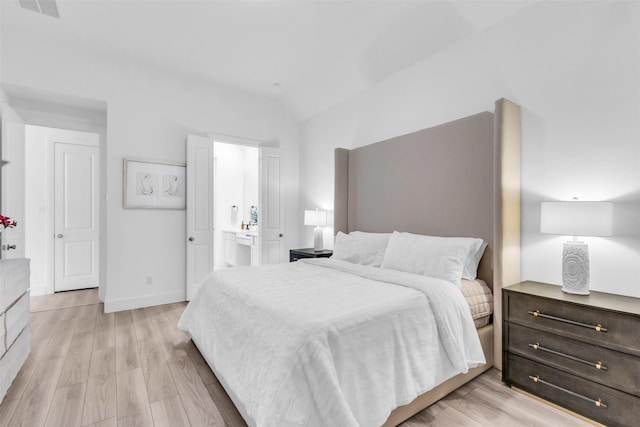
[460,279,493,328]
[179,258,485,427]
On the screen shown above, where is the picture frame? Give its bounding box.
[123,158,186,209]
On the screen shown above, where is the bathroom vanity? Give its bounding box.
[223,230,259,267]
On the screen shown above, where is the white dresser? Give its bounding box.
[0,258,30,403]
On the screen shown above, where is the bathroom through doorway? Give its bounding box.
[213,141,259,269]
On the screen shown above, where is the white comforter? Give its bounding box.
[178,259,485,427]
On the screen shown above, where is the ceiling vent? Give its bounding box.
[18,0,60,19]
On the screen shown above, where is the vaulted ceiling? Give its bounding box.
[1,1,538,120]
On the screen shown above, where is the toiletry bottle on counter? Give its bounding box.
[241,222,245,230]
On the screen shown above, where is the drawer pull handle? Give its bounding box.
[528,375,608,408]
[528,310,608,333]
[528,343,608,371]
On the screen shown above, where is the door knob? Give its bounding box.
[57,234,64,238]
[279,233,284,238]
[188,236,195,242]
[6,244,16,250]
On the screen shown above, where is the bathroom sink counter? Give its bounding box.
[223,230,259,266]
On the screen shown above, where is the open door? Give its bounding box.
[1,103,26,259]
[259,147,285,264]
[186,134,214,300]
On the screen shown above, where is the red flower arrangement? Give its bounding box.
[0,215,17,229]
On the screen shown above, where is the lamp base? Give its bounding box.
[313,226,323,251]
[562,241,590,295]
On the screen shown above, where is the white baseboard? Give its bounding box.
[29,285,47,296]
[104,290,185,313]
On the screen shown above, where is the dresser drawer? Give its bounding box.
[0,259,30,311]
[506,292,640,356]
[507,354,640,427]
[0,325,30,402]
[506,322,640,397]
[5,290,30,349]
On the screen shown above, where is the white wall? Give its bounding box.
[24,125,48,294]
[0,88,6,161]
[243,147,259,225]
[299,1,640,297]
[2,29,300,311]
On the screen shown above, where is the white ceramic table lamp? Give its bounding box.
[304,209,327,251]
[540,200,613,295]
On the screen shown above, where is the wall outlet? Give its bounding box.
[145,275,152,285]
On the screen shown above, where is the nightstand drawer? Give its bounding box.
[507,292,640,356]
[506,322,640,397]
[290,252,314,262]
[508,354,640,427]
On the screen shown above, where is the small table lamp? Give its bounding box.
[304,209,327,251]
[540,200,613,295]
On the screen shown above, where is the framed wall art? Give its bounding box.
[123,158,186,209]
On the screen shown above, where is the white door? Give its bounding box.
[259,147,285,264]
[1,103,26,259]
[186,134,214,300]
[54,142,100,291]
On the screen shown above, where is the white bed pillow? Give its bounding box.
[464,240,487,280]
[380,231,483,287]
[332,231,391,267]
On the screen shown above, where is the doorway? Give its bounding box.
[213,141,259,269]
[25,125,100,294]
[185,134,285,300]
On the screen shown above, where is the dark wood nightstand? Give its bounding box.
[289,248,333,262]
[503,281,640,427]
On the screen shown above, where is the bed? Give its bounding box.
[179,98,521,426]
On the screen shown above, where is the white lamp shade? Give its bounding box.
[540,201,613,237]
[304,209,327,227]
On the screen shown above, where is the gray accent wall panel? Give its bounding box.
[341,112,495,285]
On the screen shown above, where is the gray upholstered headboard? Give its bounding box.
[334,99,521,369]
[334,111,495,286]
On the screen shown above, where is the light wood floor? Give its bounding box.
[30,288,102,313]
[0,291,592,427]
